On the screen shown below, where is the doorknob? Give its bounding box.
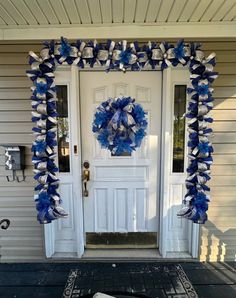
[83,161,90,197]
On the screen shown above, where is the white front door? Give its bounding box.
[80,71,162,245]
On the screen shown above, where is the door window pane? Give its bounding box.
[172,85,186,173]
[57,85,70,172]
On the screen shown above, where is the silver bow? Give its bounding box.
[28,49,51,72]
[198,120,208,130]
[36,162,47,170]
[105,41,116,68]
[82,47,94,58]
[73,41,86,65]
[192,51,216,72]
[37,104,47,115]
[112,49,122,61]
[97,50,109,61]
[160,43,175,61]
[137,52,148,64]
[178,45,190,64]
[198,105,209,116]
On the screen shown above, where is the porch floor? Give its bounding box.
[0,261,235,298]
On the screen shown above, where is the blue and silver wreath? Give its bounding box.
[92,97,147,155]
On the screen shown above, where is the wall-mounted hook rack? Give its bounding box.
[6,169,26,182]
[6,171,16,182]
[16,170,26,182]
[1,146,26,183]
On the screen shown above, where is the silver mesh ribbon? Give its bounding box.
[82,47,94,58]
[97,50,109,61]
[112,50,122,61]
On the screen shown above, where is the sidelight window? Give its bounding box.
[57,85,70,172]
[172,85,187,173]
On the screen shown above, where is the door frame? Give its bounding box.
[44,65,84,258]
[160,67,199,258]
[44,65,199,259]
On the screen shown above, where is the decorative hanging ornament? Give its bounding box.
[92,97,147,155]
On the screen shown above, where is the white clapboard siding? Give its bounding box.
[0,178,34,187]
[0,99,31,110]
[0,77,31,88]
[0,134,33,144]
[210,196,236,207]
[211,186,236,196]
[202,42,236,51]
[212,110,236,120]
[215,75,236,86]
[0,207,38,217]
[0,89,31,99]
[209,176,236,186]
[0,53,30,65]
[213,132,236,143]
[213,154,236,165]
[0,41,236,262]
[213,143,236,153]
[0,43,44,262]
[214,99,236,110]
[0,111,31,122]
[1,196,36,207]
[4,227,42,236]
[212,164,236,175]
[0,123,32,133]
[212,121,236,132]
[214,87,236,98]
[0,186,33,198]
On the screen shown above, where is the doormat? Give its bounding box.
[63,263,198,298]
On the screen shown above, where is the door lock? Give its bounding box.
[83,161,90,197]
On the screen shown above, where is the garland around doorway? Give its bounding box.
[27,37,217,224]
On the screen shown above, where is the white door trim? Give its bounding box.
[44,66,199,259]
[159,67,171,257]
[71,65,85,257]
[44,65,84,258]
[159,68,199,258]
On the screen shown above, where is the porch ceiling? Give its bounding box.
[0,0,235,39]
[0,0,235,26]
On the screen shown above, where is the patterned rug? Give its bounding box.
[63,263,198,298]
